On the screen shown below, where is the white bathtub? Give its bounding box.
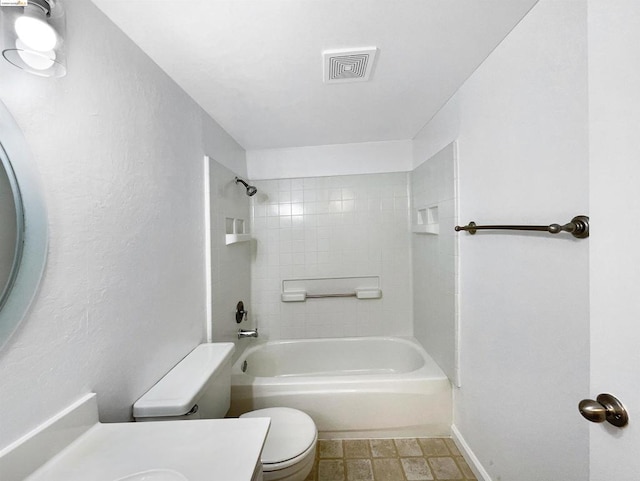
[229,337,452,439]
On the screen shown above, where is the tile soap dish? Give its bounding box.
[225,217,251,245]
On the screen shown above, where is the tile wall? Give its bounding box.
[250,173,412,340]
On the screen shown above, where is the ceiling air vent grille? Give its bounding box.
[323,47,378,84]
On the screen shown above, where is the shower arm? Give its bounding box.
[235,177,250,188]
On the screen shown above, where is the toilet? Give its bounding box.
[133,343,317,481]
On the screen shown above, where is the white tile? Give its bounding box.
[251,172,414,340]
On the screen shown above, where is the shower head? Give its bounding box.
[235,177,258,196]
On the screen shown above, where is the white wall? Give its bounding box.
[0,0,246,449]
[410,143,458,383]
[413,1,589,479]
[247,140,413,180]
[250,173,412,339]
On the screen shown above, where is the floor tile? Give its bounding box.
[311,438,473,481]
[346,459,374,481]
[320,439,344,458]
[401,458,434,481]
[395,438,423,457]
[454,456,476,480]
[427,457,463,480]
[369,439,398,458]
[444,439,461,456]
[372,458,405,481]
[418,438,450,456]
[318,459,345,481]
[344,439,371,458]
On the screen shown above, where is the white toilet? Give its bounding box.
[133,343,317,481]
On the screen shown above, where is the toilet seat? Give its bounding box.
[240,407,317,472]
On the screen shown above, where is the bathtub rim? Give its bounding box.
[231,336,449,385]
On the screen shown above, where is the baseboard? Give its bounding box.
[451,425,492,481]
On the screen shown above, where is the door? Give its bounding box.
[589,1,640,479]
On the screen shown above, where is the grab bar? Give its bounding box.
[306,293,357,299]
[281,289,382,302]
[455,215,589,238]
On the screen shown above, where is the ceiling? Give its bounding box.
[91,0,538,151]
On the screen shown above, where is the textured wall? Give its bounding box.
[413,1,589,479]
[0,0,246,449]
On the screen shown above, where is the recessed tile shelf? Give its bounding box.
[225,217,251,245]
[413,205,439,235]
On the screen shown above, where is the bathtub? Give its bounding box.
[229,337,452,439]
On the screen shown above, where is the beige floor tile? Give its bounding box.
[370,439,398,458]
[418,439,450,456]
[401,458,434,481]
[315,437,474,481]
[372,458,405,481]
[320,440,344,458]
[346,459,374,481]
[395,439,423,457]
[344,439,371,458]
[318,459,345,481]
[427,457,463,480]
[444,439,461,456]
[454,457,476,480]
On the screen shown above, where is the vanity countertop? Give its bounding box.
[25,418,269,481]
[0,394,269,481]
[25,418,270,481]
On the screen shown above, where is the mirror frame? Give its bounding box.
[0,100,48,350]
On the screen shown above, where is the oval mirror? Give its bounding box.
[0,100,48,349]
[0,141,24,311]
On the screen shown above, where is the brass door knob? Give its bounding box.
[578,393,628,427]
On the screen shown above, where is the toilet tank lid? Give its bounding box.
[133,343,235,418]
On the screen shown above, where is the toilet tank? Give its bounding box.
[133,343,235,422]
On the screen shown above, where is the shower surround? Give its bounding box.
[249,173,412,340]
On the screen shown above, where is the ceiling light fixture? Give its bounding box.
[1,0,66,77]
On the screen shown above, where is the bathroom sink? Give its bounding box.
[115,469,188,481]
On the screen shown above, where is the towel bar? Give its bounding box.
[455,215,589,238]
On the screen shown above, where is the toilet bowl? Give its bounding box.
[241,408,317,481]
[133,343,318,481]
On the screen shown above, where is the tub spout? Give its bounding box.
[238,328,259,339]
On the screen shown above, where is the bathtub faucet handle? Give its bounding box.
[236,301,247,323]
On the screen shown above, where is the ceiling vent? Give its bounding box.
[323,47,378,84]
